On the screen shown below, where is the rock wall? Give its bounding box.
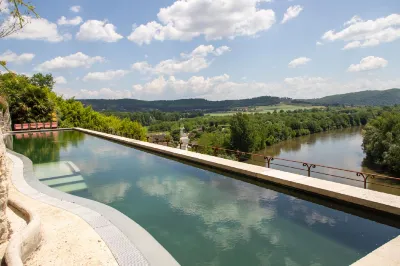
[0,130,8,243]
[0,101,10,243]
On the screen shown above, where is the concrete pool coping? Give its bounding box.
[6,150,179,266]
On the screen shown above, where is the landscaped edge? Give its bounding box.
[6,150,179,266]
[5,196,42,266]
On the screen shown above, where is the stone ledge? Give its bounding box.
[74,127,400,217]
[6,150,179,266]
[5,196,42,266]
[351,236,400,265]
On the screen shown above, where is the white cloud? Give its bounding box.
[343,15,362,26]
[54,76,67,84]
[70,5,81,13]
[83,70,129,81]
[79,88,133,99]
[316,41,323,46]
[347,56,388,72]
[35,52,105,71]
[132,74,230,97]
[2,16,70,42]
[132,44,230,75]
[0,0,9,13]
[281,5,303,24]
[57,74,400,100]
[57,16,83,26]
[76,20,123,42]
[322,14,400,49]
[127,0,276,45]
[0,50,35,64]
[288,57,311,68]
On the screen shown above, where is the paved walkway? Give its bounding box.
[6,155,118,265]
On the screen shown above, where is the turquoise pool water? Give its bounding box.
[10,130,400,266]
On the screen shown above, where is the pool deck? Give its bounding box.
[7,128,400,265]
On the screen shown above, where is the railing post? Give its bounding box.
[356,173,375,189]
[179,141,182,149]
[303,163,316,177]
[264,156,274,168]
[146,136,150,142]
[235,150,241,161]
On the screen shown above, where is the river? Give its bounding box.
[247,127,400,196]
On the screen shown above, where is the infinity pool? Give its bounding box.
[10,130,400,266]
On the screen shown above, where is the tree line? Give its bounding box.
[103,110,204,127]
[79,96,286,113]
[0,73,147,140]
[145,107,379,153]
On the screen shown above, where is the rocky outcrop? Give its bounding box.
[0,130,9,244]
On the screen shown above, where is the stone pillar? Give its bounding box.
[0,131,8,243]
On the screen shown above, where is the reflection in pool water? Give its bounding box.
[10,131,400,266]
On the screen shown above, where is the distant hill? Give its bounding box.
[79,89,400,113]
[297,89,400,106]
[79,96,288,112]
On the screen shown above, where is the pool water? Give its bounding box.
[10,131,400,266]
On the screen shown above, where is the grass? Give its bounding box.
[207,104,326,116]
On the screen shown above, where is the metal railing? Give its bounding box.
[95,128,400,193]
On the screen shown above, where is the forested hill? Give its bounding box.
[297,88,400,106]
[79,96,287,112]
[79,88,400,112]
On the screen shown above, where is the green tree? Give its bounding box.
[362,110,400,173]
[30,73,55,89]
[230,113,255,152]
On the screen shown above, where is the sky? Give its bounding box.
[0,0,400,100]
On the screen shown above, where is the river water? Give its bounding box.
[247,127,400,196]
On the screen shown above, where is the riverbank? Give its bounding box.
[247,127,400,195]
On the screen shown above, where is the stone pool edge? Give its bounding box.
[6,149,179,266]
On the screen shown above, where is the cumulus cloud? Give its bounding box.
[322,14,400,50]
[54,76,67,84]
[83,70,129,81]
[56,74,400,100]
[127,0,276,45]
[76,20,123,42]
[132,44,231,75]
[78,88,133,99]
[57,16,83,26]
[288,57,311,68]
[281,5,303,24]
[70,5,81,13]
[35,52,105,71]
[0,50,35,64]
[2,16,70,42]
[129,74,400,100]
[347,56,388,72]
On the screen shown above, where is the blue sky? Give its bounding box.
[1,0,400,100]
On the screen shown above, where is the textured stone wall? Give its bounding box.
[0,130,8,243]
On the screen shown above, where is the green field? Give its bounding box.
[207,104,326,116]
